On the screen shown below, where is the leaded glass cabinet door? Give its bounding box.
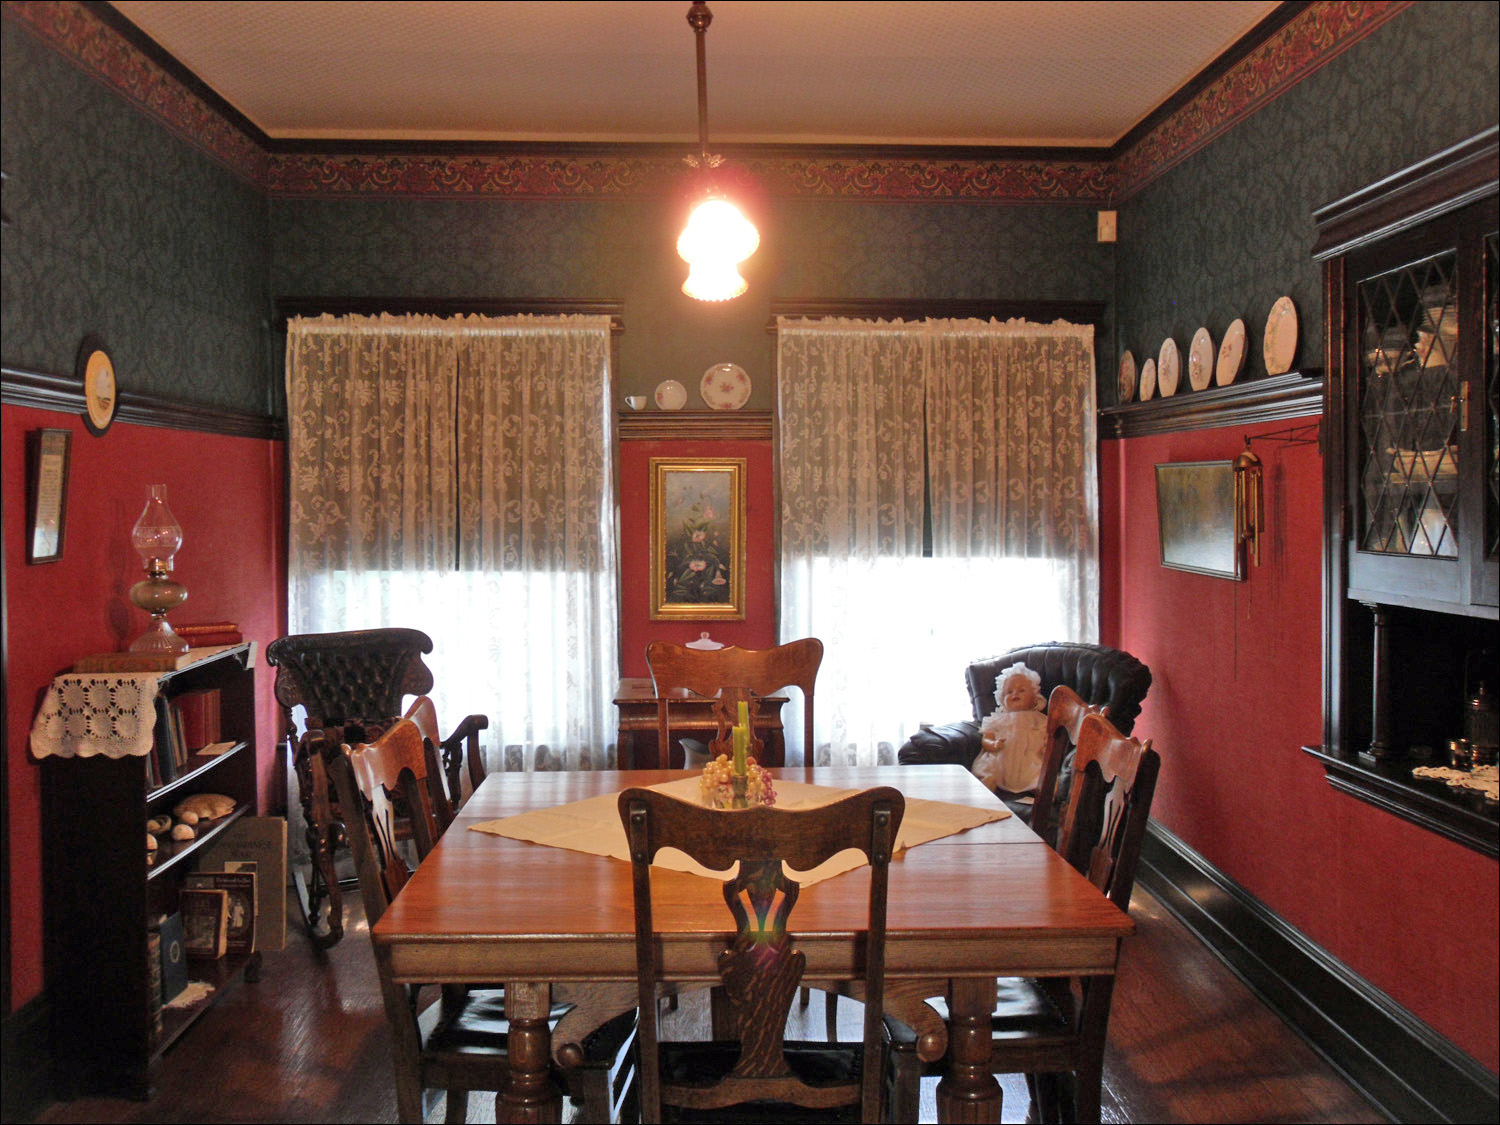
[1344,194,1499,612]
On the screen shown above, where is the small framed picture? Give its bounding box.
[27,428,71,564]
[1155,460,1243,581]
[649,457,747,620]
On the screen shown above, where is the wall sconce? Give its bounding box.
[128,483,189,654]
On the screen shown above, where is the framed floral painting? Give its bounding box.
[649,457,746,620]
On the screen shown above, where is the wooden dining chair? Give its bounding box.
[644,637,823,768]
[1028,684,1108,848]
[327,723,635,1124]
[619,785,903,1124]
[266,628,486,948]
[886,711,1161,1124]
[403,695,489,828]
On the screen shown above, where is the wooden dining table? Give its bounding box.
[371,764,1133,1124]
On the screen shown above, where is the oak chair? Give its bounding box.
[1030,684,1108,848]
[328,722,634,1124]
[403,694,489,827]
[644,637,823,769]
[265,627,485,947]
[887,711,1161,1124]
[619,785,903,1124]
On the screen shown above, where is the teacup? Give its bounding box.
[624,396,648,410]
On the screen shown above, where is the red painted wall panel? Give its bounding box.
[3,405,285,1008]
[1100,419,1498,1071]
[617,439,777,678]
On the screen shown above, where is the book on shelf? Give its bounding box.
[146,929,164,1042]
[176,622,244,648]
[197,817,288,952]
[157,911,189,1001]
[73,650,195,673]
[183,870,255,957]
[172,687,222,755]
[179,888,229,960]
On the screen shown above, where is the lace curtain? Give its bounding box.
[286,313,619,771]
[777,316,1097,766]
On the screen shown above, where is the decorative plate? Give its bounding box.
[1188,327,1214,392]
[76,335,117,437]
[1264,296,1298,375]
[1157,337,1180,397]
[1139,356,1158,402]
[700,363,751,410]
[654,379,687,411]
[1117,350,1137,404]
[1216,318,1246,386]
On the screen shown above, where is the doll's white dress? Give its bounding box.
[972,708,1048,795]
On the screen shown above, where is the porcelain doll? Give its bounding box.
[971,662,1048,797]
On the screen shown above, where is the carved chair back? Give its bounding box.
[267,627,436,735]
[1055,712,1161,911]
[619,785,903,1123]
[403,695,489,829]
[646,637,823,768]
[1029,684,1107,849]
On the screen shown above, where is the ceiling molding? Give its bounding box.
[6,1,1414,204]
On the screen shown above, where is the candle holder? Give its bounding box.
[127,484,189,655]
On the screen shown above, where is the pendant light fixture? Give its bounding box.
[678,2,759,302]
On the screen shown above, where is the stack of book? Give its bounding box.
[149,687,230,787]
[175,622,244,648]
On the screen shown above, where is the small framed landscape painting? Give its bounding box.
[649,457,747,620]
[1155,460,1243,581]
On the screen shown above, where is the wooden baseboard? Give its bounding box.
[1137,821,1498,1124]
[2,995,50,1123]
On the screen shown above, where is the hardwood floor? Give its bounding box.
[31,887,1383,1124]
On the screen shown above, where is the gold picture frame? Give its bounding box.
[1155,460,1244,581]
[649,457,747,620]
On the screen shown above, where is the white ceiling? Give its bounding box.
[107,1,1281,148]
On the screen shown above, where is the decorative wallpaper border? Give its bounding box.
[2,0,267,184]
[3,0,1412,203]
[1112,0,1413,200]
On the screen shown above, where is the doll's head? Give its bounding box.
[995,662,1044,713]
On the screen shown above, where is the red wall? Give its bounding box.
[1100,418,1499,1071]
[617,438,777,678]
[3,404,286,1008]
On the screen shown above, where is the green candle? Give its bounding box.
[732,699,750,775]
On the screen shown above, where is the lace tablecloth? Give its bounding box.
[29,673,162,759]
[1412,763,1499,802]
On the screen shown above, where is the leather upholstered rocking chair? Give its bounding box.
[266,628,486,948]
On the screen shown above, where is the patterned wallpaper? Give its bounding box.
[270,194,1112,408]
[0,19,271,414]
[1114,0,1499,403]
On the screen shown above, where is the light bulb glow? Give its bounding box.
[677,197,758,302]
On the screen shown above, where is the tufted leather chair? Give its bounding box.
[898,642,1152,828]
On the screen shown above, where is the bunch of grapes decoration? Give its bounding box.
[699,700,776,809]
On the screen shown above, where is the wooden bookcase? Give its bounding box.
[42,644,258,1100]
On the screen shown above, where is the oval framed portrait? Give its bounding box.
[76,335,117,436]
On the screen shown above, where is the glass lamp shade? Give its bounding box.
[678,197,759,301]
[131,483,183,571]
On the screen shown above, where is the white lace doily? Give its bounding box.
[1412,764,1499,802]
[29,674,163,759]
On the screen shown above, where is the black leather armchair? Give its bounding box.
[898,641,1152,773]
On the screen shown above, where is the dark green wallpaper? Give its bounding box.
[0,18,271,414]
[1116,0,1500,400]
[269,194,1111,410]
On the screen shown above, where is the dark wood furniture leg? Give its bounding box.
[291,733,344,948]
[937,976,1002,1124]
[499,983,563,1124]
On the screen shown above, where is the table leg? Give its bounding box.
[499,982,562,1124]
[936,976,1001,1124]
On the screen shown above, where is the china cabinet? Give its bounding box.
[1308,127,1498,857]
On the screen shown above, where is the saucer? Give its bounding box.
[654,379,687,410]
